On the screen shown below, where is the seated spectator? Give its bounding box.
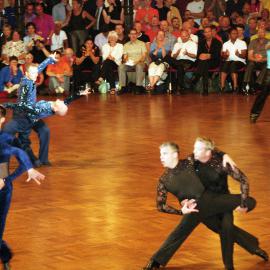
[97,31,123,94]
[171,30,198,92]
[24,22,44,52]
[134,22,150,44]
[154,0,170,21]
[145,16,160,42]
[4,0,16,29]
[20,53,45,93]
[52,0,71,25]
[220,27,247,92]
[118,28,147,94]
[94,26,110,50]
[178,21,198,43]
[33,3,55,41]
[0,56,23,97]
[205,10,219,26]
[217,16,231,43]
[211,25,222,43]
[190,26,222,95]
[243,28,269,92]
[204,0,225,19]
[165,0,182,30]
[197,17,211,40]
[236,24,250,45]
[66,0,96,54]
[148,30,171,91]
[186,0,205,25]
[0,24,12,57]
[46,51,73,94]
[115,24,128,44]
[135,0,159,32]
[242,3,251,22]
[171,17,181,38]
[261,8,270,21]
[2,31,26,65]
[50,21,68,52]
[103,0,124,31]
[24,3,37,25]
[159,20,176,50]
[74,38,100,89]
[244,18,258,39]
[250,19,270,40]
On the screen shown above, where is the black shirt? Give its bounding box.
[197,37,222,68]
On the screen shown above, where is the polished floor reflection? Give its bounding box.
[5,93,270,270]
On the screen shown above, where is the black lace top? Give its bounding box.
[156,151,249,215]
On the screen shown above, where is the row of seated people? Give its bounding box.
[75,24,269,95]
[0,19,269,96]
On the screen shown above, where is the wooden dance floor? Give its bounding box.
[6,93,270,270]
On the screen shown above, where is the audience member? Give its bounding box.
[221,28,247,92]
[171,30,198,92]
[118,28,147,94]
[148,30,171,91]
[191,26,222,95]
[98,31,123,94]
[50,21,68,52]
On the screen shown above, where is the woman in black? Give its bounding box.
[74,38,101,90]
[67,0,96,54]
[191,26,222,95]
[103,0,124,31]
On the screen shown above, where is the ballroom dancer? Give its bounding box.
[0,105,44,270]
[250,42,270,123]
[143,141,265,270]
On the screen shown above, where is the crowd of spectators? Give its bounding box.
[0,0,270,96]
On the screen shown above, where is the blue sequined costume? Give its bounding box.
[0,131,33,264]
[3,57,55,165]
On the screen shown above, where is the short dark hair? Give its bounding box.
[229,27,237,34]
[0,105,6,117]
[26,22,36,30]
[9,56,18,62]
[236,24,245,30]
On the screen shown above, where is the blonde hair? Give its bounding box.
[159,141,180,153]
[195,137,215,150]
[108,30,118,41]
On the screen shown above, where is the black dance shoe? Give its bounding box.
[224,267,234,270]
[41,161,52,167]
[254,248,269,261]
[3,262,11,270]
[143,259,160,270]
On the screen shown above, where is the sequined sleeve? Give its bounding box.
[3,145,33,184]
[156,180,182,215]
[37,57,55,74]
[18,84,31,107]
[225,165,249,208]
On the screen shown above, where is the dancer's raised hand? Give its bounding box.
[26,168,45,185]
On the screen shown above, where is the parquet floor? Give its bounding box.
[5,93,270,269]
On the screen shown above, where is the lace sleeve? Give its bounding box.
[156,180,182,215]
[225,165,249,207]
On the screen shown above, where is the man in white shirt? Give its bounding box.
[50,21,68,52]
[186,0,205,25]
[171,30,198,93]
[221,27,247,92]
[177,21,198,44]
[94,26,109,51]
